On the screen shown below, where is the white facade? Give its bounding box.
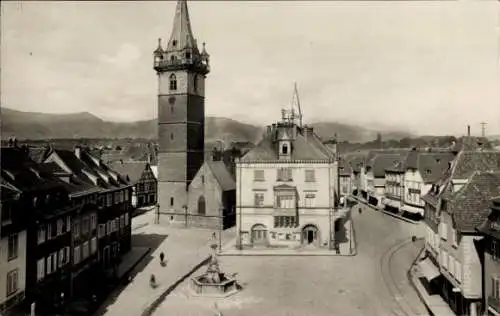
[236,161,342,249]
[0,230,27,309]
[402,169,430,215]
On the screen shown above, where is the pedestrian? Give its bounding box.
[159,252,165,264]
[359,208,362,214]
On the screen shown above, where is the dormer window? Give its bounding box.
[169,73,177,91]
[282,144,288,155]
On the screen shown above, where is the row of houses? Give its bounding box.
[341,141,500,315]
[0,144,133,316]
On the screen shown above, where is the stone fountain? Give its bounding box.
[190,244,240,298]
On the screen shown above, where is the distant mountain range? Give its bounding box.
[1,107,414,143]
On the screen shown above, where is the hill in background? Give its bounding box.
[1,107,413,143]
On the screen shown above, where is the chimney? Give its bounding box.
[74,146,81,159]
[467,125,471,137]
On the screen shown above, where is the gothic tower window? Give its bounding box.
[185,52,191,59]
[169,74,177,91]
[172,40,177,47]
[170,197,174,206]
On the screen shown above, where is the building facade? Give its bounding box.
[235,114,353,254]
[382,159,405,214]
[477,197,500,316]
[0,179,26,315]
[154,0,210,221]
[110,161,157,208]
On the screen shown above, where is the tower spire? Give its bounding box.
[291,82,303,128]
[166,0,198,52]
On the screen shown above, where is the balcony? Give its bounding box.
[154,58,209,74]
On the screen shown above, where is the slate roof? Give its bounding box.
[0,147,64,193]
[109,161,148,184]
[416,152,455,184]
[28,146,50,163]
[448,171,500,233]
[241,125,334,162]
[422,151,500,205]
[206,161,236,191]
[367,154,406,178]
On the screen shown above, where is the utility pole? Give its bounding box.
[480,122,487,137]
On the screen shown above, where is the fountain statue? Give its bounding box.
[189,244,241,298]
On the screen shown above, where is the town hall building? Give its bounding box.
[235,108,354,254]
[153,0,235,229]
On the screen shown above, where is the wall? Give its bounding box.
[484,240,500,311]
[187,163,224,229]
[236,161,337,248]
[0,230,27,306]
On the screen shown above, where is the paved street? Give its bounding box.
[153,202,429,316]
[97,209,236,316]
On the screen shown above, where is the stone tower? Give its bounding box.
[153,0,210,221]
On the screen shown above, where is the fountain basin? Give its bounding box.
[190,273,240,298]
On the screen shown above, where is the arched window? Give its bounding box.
[170,197,174,206]
[198,196,206,215]
[169,74,177,91]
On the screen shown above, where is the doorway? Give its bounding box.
[302,225,319,246]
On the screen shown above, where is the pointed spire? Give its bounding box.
[154,38,164,55]
[291,82,303,128]
[166,0,198,52]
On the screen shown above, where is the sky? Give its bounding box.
[1,1,500,136]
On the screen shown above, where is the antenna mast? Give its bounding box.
[480,122,487,137]
[292,82,303,128]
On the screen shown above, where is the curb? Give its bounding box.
[132,223,149,231]
[406,246,436,316]
[140,255,211,316]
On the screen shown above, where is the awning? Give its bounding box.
[418,258,440,281]
[383,199,401,209]
[401,204,424,215]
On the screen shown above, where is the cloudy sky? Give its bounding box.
[2,1,500,135]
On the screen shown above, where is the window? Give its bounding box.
[125,213,129,226]
[82,241,89,259]
[107,221,112,234]
[253,170,265,182]
[172,40,177,47]
[8,234,18,261]
[277,168,293,181]
[98,224,106,238]
[64,247,70,264]
[106,194,112,207]
[91,237,97,254]
[493,240,498,261]
[6,269,18,296]
[186,52,191,59]
[38,225,46,245]
[170,133,174,140]
[57,219,63,235]
[274,216,298,228]
[254,193,264,207]
[449,256,455,276]
[492,276,500,299]
[37,259,45,281]
[90,214,97,230]
[82,216,89,234]
[170,197,174,206]
[305,170,315,182]
[304,194,315,208]
[73,219,80,238]
[169,73,177,90]
[47,252,57,274]
[201,175,205,184]
[276,195,294,208]
[120,215,125,229]
[74,246,81,265]
[281,144,288,155]
[58,248,65,268]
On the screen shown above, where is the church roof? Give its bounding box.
[166,0,198,52]
[206,161,235,191]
